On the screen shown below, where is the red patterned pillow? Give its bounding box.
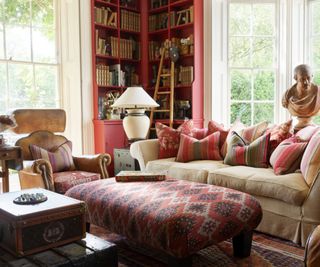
[176,132,222,162]
[30,141,75,172]
[270,137,307,175]
[156,120,194,159]
[224,132,270,168]
[191,128,209,140]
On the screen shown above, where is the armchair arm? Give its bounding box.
[73,153,111,179]
[19,159,54,191]
[130,139,159,171]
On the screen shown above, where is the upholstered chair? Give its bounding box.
[12,109,111,194]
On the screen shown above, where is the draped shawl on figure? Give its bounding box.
[283,84,320,118]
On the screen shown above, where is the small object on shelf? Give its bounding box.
[115,170,166,182]
[13,192,48,205]
[175,100,191,120]
[169,46,179,62]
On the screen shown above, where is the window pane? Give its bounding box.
[311,1,320,35]
[0,24,4,59]
[253,4,275,36]
[33,27,56,63]
[252,38,274,67]
[229,37,251,67]
[229,4,251,35]
[0,63,7,113]
[35,65,58,107]
[8,63,33,108]
[254,103,273,124]
[230,70,251,100]
[311,38,320,68]
[6,25,31,61]
[254,71,274,100]
[314,116,320,125]
[4,0,31,25]
[231,103,251,125]
[314,70,320,85]
[32,0,54,27]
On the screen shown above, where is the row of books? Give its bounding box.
[96,31,140,59]
[170,6,194,27]
[150,0,168,10]
[121,9,141,32]
[94,7,117,27]
[96,64,139,87]
[178,65,194,85]
[149,12,168,32]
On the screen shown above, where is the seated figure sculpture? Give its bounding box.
[282,64,320,132]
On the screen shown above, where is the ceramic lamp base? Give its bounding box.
[123,109,149,141]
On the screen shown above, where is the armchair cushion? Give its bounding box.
[53,171,100,194]
[29,140,75,172]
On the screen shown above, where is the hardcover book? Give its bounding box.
[115,171,166,182]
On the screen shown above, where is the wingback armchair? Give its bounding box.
[12,109,111,194]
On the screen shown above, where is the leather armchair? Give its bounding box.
[11,109,112,194]
[305,225,320,267]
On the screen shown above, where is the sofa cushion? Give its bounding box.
[156,120,194,159]
[176,132,222,162]
[146,159,229,184]
[301,131,320,186]
[208,166,309,205]
[270,137,307,175]
[224,132,270,168]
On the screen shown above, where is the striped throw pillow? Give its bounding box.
[238,121,269,143]
[208,120,232,158]
[270,137,307,175]
[296,125,320,141]
[156,120,194,159]
[176,132,222,162]
[224,132,270,168]
[191,128,209,140]
[301,131,320,185]
[30,141,75,173]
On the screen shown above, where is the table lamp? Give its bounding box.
[112,86,159,142]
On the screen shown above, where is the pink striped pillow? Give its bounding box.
[296,125,320,141]
[238,121,269,143]
[224,132,270,168]
[191,128,209,139]
[301,131,320,185]
[30,141,75,172]
[208,120,230,157]
[176,132,222,162]
[270,137,307,175]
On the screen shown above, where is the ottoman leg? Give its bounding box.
[232,229,253,258]
[168,255,193,267]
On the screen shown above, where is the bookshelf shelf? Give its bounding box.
[120,58,140,63]
[119,5,139,12]
[170,0,193,8]
[171,22,193,30]
[95,0,118,8]
[120,29,140,34]
[149,5,168,14]
[96,54,119,60]
[148,28,169,35]
[95,23,118,31]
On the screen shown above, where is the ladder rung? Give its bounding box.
[154,109,170,112]
[160,73,171,77]
[150,128,156,130]
[157,91,171,95]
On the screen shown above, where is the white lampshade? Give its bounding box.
[111,87,159,108]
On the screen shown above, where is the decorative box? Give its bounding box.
[115,170,166,182]
[0,188,86,257]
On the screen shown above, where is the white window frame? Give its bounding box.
[208,0,310,127]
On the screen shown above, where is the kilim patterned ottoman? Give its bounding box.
[66,178,262,267]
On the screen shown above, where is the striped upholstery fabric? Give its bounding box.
[156,120,194,159]
[191,127,209,139]
[296,125,320,141]
[176,132,222,162]
[208,120,231,157]
[30,141,75,172]
[270,137,307,175]
[224,132,270,168]
[238,121,269,143]
[301,131,320,185]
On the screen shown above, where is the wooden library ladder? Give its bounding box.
[147,48,175,139]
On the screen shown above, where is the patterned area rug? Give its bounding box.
[91,225,305,267]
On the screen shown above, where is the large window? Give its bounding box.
[212,0,320,126]
[228,1,277,125]
[0,0,59,113]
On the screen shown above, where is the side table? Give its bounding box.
[114,148,140,175]
[0,145,23,193]
[0,233,118,267]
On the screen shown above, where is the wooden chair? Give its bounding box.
[12,109,111,194]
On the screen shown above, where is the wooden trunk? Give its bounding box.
[0,189,86,257]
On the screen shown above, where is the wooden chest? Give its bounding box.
[0,188,86,257]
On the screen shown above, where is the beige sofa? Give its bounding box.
[130,139,320,246]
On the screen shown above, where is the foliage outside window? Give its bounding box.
[309,0,320,124]
[228,1,277,125]
[0,0,59,114]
